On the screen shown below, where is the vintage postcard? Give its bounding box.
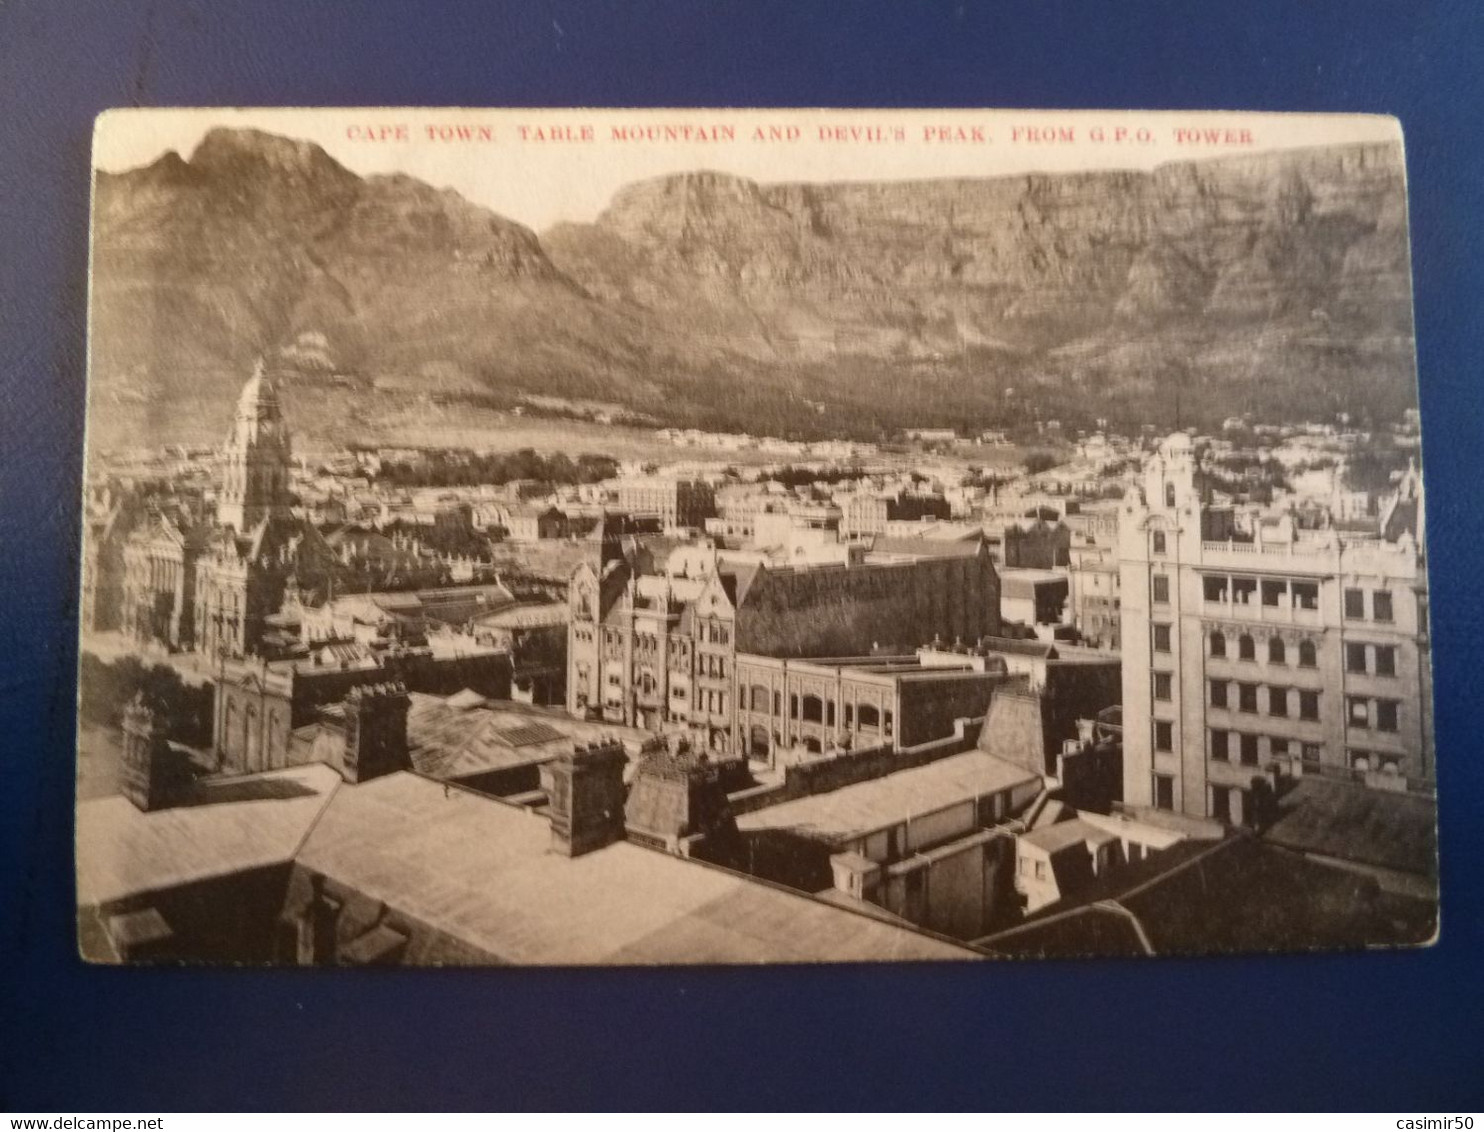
[77,108,1436,965]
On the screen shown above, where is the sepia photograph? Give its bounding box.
[75,107,1437,966]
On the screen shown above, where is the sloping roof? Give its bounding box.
[470,602,568,630]
[980,835,1437,959]
[1263,777,1438,876]
[76,763,342,907]
[721,560,763,606]
[736,751,1041,844]
[1000,569,1069,598]
[405,693,650,781]
[867,535,985,559]
[1020,818,1117,855]
[977,635,1059,659]
[292,772,978,965]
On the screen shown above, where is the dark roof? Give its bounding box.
[1383,498,1419,541]
[720,560,763,606]
[868,535,986,559]
[980,835,1436,959]
[1263,777,1438,876]
[405,693,653,781]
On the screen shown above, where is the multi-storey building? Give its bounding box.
[1120,434,1432,827]
[566,535,1001,758]
[841,490,951,538]
[1067,542,1121,648]
[731,653,1008,761]
[614,477,716,530]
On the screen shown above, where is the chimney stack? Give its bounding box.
[340,682,411,783]
[120,691,186,811]
[542,739,628,857]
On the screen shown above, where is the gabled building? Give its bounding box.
[566,534,1001,758]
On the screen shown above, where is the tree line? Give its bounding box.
[374,449,619,488]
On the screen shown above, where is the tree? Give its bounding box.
[1023,451,1059,475]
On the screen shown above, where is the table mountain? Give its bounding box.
[89,127,1416,450]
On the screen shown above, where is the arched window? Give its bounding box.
[1238,633,1255,661]
[858,703,880,729]
[1209,630,1227,658]
[1298,640,1317,668]
[801,695,824,724]
[1165,482,1177,508]
[1268,637,1286,665]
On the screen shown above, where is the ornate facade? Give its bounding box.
[119,514,210,650]
[567,534,1001,757]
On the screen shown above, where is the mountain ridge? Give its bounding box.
[88,129,1417,451]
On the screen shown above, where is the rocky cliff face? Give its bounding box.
[89,128,1416,449]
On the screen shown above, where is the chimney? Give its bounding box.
[295,873,342,965]
[120,691,186,811]
[340,681,411,783]
[542,739,628,857]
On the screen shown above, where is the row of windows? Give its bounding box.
[1201,575,1320,610]
[1349,749,1406,774]
[1207,680,1320,721]
[1348,696,1401,732]
[1345,588,1394,623]
[1152,759,1321,817]
[740,685,893,732]
[1209,629,1317,667]
[1346,641,1398,677]
[1210,729,1321,766]
[1151,776,1277,823]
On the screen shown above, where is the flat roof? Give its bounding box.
[294,773,977,965]
[76,763,342,907]
[736,751,1041,844]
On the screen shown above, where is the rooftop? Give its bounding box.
[1000,568,1069,586]
[1263,777,1438,877]
[979,835,1436,959]
[76,763,342,906]
[406,693,652,781]
[470,602,568,630]
[736,750,1041,844]
[1020,818,1117,855]
[294,773,979,965]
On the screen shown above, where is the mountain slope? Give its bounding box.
[89,129,1417,451]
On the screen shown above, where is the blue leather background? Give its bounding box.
[2,0,1481,1111]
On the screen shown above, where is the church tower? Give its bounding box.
[217,360,293,532]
